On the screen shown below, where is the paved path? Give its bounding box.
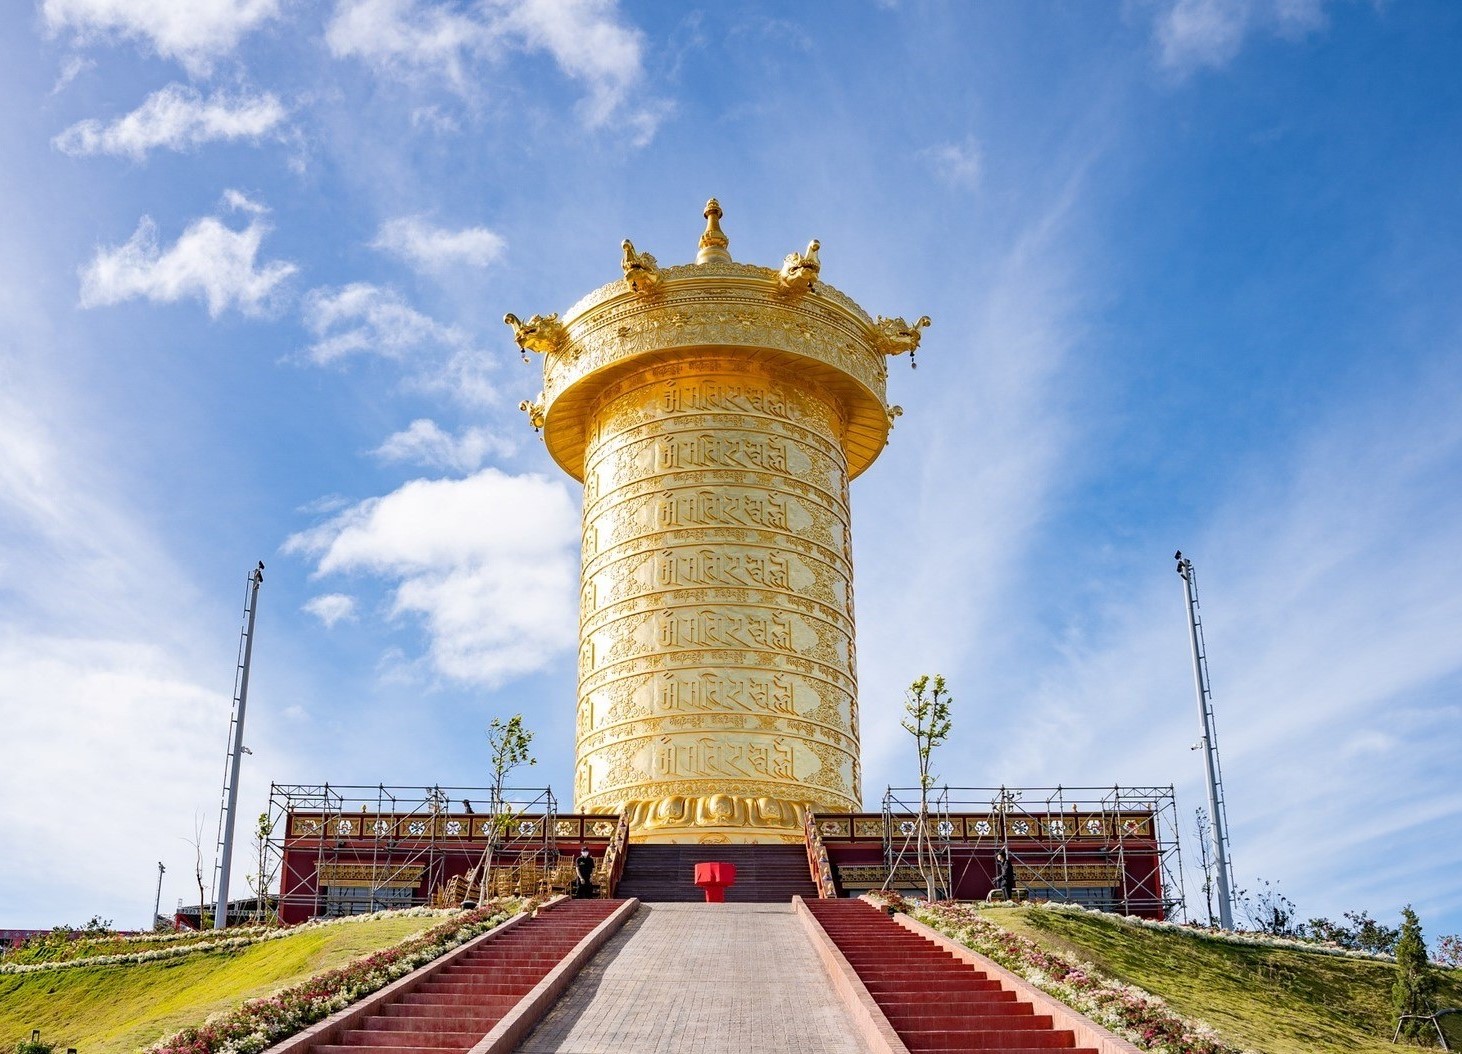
[515,903,871,1054]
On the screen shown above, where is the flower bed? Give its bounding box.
[0,906,464,975]
[887,897,1253,1054]
[144,900,523,1054]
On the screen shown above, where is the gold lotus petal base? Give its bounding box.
[602,795,812,843]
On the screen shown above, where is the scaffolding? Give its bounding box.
[266,783,560,921]
[872,785,1185,917]
[880,785,953,898]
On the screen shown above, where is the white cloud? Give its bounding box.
[51,54,94,95]
[373,216,507,272]
[0,635,227,925]
[54,84,287,161]
[920,137,982,190]
[300,282,474,365]
[284,469,579,685]
[78,192,296,317]
[325,0,664,140]
[326,0,489,91]
[42,0,282,76]
[303,592,357,627]
[373,418,515,472]
[1155,0,1329,74]
[497,0,654,131]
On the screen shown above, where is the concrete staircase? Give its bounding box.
[309,899,623,1053]
[805,899,1100,1053]
[614,844,818,902]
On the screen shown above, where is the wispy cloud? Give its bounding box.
[1154,0,1329,75]
[301,283,471,364]
[373,418,515,473]
[303,592,357,627]
[78,191,296,317]
[55,84,287,161]
[856,172,1090,789]
[372,216,507,272]
[1007,359,1462,926]
[41,0,282,76]
[50,54,94,95]
[0,374,290,928]
[325,0,666,142]
[920,137,982,190]
[284,469,579,685]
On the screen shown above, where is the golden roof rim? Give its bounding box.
[561,260,878,333]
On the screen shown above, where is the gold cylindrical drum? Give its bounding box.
[514,210,921,843]
[575,359,860,841]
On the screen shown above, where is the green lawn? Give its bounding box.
[983,906,1462,1054]
[0,916,440,1054]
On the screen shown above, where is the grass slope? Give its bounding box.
[985,906,1462,1054]
[0,916,439,1054]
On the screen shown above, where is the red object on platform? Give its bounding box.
[693,861,737,902]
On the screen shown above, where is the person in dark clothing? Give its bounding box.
[995,849,1016,901]
[573,847,596,898]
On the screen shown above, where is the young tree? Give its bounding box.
[901,674,953,901]
[471,714,536,905]
[1193,807,1216,926]
[1393,905,1437,1043]
[181,812,210,930]
[1238,877,1298,936]
[246,812,279,923]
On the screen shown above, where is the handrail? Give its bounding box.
[602,814,630,898]
[803,811,838,898]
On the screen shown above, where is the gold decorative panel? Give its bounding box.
[1016,864,1120,889]
[818,818,852,839]
[316,864,425,889]
[837,865,925,887]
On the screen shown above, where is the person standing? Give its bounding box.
[574,847,596,898]
[995,849,1016,901]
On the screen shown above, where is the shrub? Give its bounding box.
[1393,906,1437,1044]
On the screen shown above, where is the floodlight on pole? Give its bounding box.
[1176,551,1235,930]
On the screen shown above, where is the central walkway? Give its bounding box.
[515,903,871,1054]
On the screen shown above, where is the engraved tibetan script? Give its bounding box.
[656,433,788,473]
[660,379,791,419]
[657,670,796,714]
[655,608,794,651]
[653,489,788,529]
[654,735,796,780]
[654,548,791,589]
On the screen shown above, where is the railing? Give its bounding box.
[804,811,838,899]
[601,814,630,898]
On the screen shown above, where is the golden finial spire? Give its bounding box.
[696,197,731,264]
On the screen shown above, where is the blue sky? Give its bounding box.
[1,0,1459,942]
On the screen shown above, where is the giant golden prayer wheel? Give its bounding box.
[507,200,928,842]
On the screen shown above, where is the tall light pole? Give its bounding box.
[1176,551,1235,929]
[214,562,264,930]
[152,861,165,931]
